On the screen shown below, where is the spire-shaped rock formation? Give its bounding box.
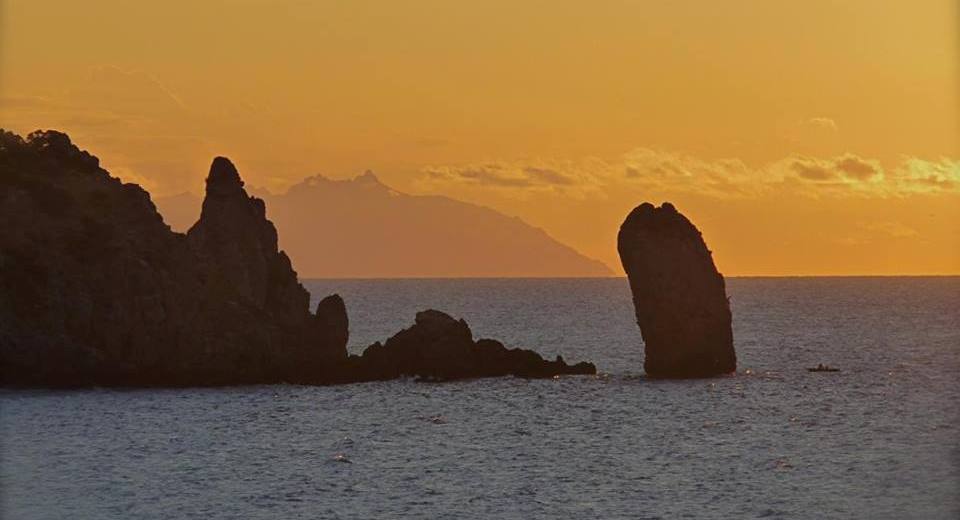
[176,156,349,384]
[187,156,319,326]
[617,202,736,378]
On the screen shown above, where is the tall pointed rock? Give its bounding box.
[181,156,348,382]
[187,157,302,312]
[617,202,736,378]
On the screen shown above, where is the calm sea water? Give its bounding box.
[2,277,958,519]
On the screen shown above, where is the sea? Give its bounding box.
[1,277,958,519]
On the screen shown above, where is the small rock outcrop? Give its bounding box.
[617,202,736,378]
[352,310,595,381]
[0,129,595,387]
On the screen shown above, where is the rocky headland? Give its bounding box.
[0,130,595,387]
[617,202,736,378]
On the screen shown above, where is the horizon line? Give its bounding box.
[300,274,960,281]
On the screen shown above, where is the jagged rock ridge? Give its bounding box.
[0,130,594,386]
[0,130,348,386]
[617,202,736,378]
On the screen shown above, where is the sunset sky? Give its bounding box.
[1,0,957,275]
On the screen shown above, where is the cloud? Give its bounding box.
[776,154,896,198]
[426,166,533,188]
[835,155,880,180]
[807,117,838,132]
[790,158,837,181]
[423,162,591,192]
[892,157,959,193]
[620,149,759,198]
[522,167,575,186]
[418,150,959,200]
[786,154,881,184]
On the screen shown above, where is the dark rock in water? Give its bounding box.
[351,310,596,381]
[315,294,349,352]
[0,129,595,387]
[617,202,736,378]
[0,130,347,386]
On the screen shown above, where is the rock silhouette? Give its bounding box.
[617,202,736,378]
[0,130,347,386]
[351,310,596,381]
[0,129,594,387]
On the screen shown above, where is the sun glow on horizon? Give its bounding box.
[1,0,957,275]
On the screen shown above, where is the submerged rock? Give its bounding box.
[617,202,736,378]
[352,310,596,381]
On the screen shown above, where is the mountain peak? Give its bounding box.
[356,170,381,184]
[156,166,613,277]
[190,156,288,305]
[206,157,244,196]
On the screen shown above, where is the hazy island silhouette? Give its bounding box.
[156,172,613,279]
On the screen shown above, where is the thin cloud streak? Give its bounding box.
[418,150,959,200]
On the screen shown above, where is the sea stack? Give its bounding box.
[617,202,736,378]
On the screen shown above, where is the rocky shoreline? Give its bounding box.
[1,129,738,386]
[0,130,595,387]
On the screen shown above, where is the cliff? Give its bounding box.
[0,130,594,386]
[0,130,348,386]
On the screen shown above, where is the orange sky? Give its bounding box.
[1,0,958,275]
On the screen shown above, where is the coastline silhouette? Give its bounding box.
[0,130,595,387]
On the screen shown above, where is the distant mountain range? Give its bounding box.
[155,172,613,278]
